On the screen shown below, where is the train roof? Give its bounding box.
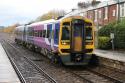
[15,25,25,31]
[58,15,92,23]
[29,19,56,26]
[15,25,25,29]
[25,16,92,27]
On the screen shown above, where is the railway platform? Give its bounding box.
[0,43,21,83]
[94,49,125,62]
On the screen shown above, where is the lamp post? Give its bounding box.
[117,0,120,22]
[110,33,115,51]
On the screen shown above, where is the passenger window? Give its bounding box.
[55,29,59,39]
[62,26,70,40]
[34,31,38,37]
[37,31,39,37]
[47,24,52,38]
[43,30,46,38]
[38,31,40,37]
[61,22,70,40]
[31,31,33,36]
[40,30,43,37]
[86,28,92,40]
[47,30,50,38]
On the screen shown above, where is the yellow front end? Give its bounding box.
[58,16,94,65]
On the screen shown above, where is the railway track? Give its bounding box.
[4,39,125,83]
[102,64,125,74]
[68,69,114,83]
[87,65,125,83]
[69,67,124,83]
[2,40,57,83]
[87,68,123,83]
[6,39,90,83]
[2,43,26,83]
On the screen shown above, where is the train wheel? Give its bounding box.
[31,45,35,51]
[29,45,32,50]
[40,48,43,54]
[40,48,45,55]
[50,54,56,63]
[26,44,29,49]
[44,49,48,56]
[34,46,38,52]
[42,48,45,55]
[47,51,52,59]
[51,54,62,65]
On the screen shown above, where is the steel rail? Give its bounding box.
[1,42,26,83]
[69,71,94,83]
[4,40,57,83]
[87,67,124,83]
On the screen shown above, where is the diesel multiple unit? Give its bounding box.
[15,16,94,65]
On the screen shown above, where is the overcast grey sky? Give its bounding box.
[0,0,108,26]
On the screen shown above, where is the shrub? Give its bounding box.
[98,36,111,49]
[98,20,125,49]
[114,20,125,49]
[98,22,116,37]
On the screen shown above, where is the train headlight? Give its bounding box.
[86,42,93,45]
[61,42,69,45]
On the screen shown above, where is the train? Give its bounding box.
[15,16,95,65]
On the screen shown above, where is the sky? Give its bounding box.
[0,0,108,26]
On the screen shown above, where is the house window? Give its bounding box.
[94,10,97,22]
[99,10,102,19]
[79,13,83,16]
[122,8,124,17]
[104,7,108,19]
[84,12,87,17]
[83,12,86,17]
[120,3,125,17]
[113,10,116,16]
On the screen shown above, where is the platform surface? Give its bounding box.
[0,43,20,83]
[94,49,125,62]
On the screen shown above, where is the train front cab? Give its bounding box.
[58,16,94,65]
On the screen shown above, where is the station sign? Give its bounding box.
[110,33,114,39]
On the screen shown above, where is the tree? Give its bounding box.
[77,0,101,9]
[77,1,91,8]
[3,23,20,33]
[36,10,66,21]
[91,0,101,6]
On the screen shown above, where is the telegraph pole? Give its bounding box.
[117,0,120,22]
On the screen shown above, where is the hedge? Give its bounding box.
[114,21,125,49]
[98,36,111,49]
[98,22,116,37]
[98,20,125,49]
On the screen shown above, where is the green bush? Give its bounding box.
[98,19,125,49]
[98,37,111,49]
[114,21,125,49]
[98,22,116,37]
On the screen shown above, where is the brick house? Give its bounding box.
[67,0,125,29]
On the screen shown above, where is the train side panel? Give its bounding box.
[15,26,25,44]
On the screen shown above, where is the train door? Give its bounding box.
[54,23,60,45]
[71,19,85,62]
[71,19,85,53]
[50,23,55,51]
[45,24,49,45]
[46,24,54,50]
[23,26,26,42]
[25,26,29,42]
